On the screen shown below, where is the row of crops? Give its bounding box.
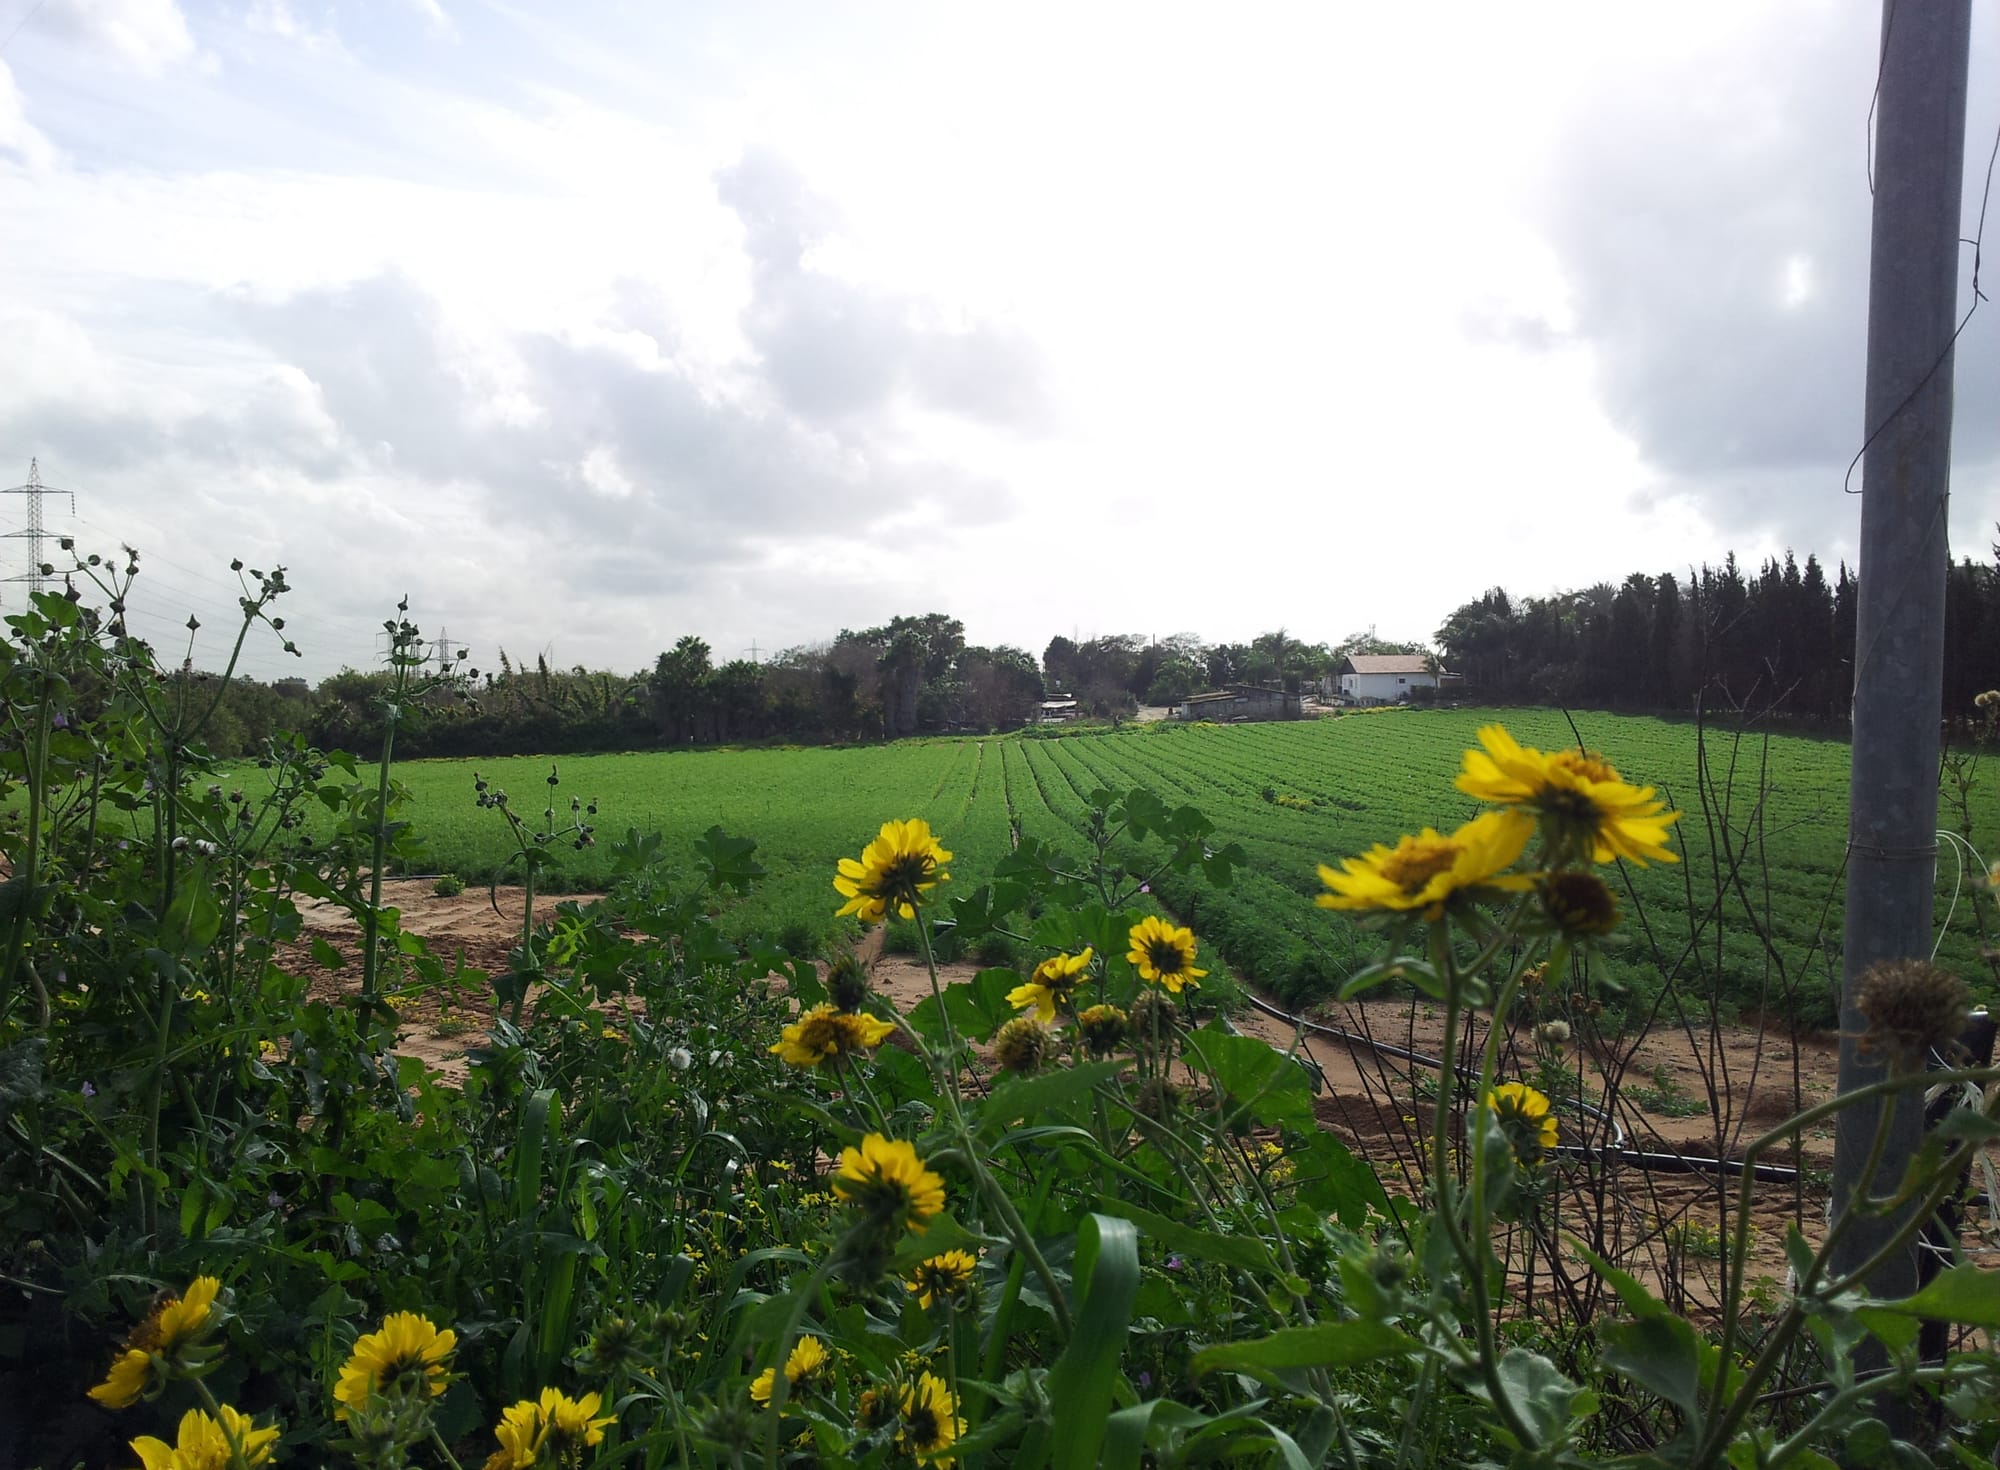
[318,708,2000,1022]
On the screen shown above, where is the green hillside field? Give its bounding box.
[271,707,2000,1024]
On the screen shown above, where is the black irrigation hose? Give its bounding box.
[1242,991,1809,1185]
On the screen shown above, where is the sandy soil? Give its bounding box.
[282,880,1996,1317]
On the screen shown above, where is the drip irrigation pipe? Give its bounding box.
[1242,992,1812,1185]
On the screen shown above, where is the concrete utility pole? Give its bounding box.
[1833,0,1972,1298]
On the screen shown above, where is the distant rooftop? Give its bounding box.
[1343,654,1433,675]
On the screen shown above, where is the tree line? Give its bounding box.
[172,543,2000,760]
[1433,550,2000,725]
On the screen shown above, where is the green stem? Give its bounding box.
[1423,922,1538,1452]
[428,1425,468,1470]
[360,713,398,1021]
[1695,1071,2000,1466]
[914,913,962,1106]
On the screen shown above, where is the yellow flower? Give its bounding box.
[834,819,953,924]
[897,1371,964,1462]
[480,1400,546,1470]
[130,1405,278,1470]
[1005,948,1093,1021]
[1455,724,1679,866]
[750,1334,831,1404]
[906,1250,979,1309]
[90,1350,152,1410]
[89,1276,224,1408]
[1126,917,1207,993]
[833,1134,947,1233]
[1488,1082,1559,1154]
[333,1311,457,1419]
[769,1003,897,1067]
[539,1386,616,1449]
[1316,808,1536,921]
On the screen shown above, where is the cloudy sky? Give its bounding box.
[1,1,1996,681]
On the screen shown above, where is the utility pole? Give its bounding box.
[1832,0,1972,1301]
[2,459,76,605]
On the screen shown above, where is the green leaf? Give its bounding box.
[693,825,763,892]
[1047,1214,1142,1470]
[1930,1108,2000,1144]
[1783,1224,1816,1287]
[162,876,223,955]
[1853,1307,1921,1353]
[513,1089,558,1223]
[1339,956,1444,1002]
[1189,1026,1314,1129]
[1191,1320,1414,1376]
[977,1061,1123,1141]
[1600,1314,1703,1416]
[310,935,345,970]
[1873,1265,2000,1327]
[1102,1400,1209,1470]
[907,967,1020,1046]
[1095,1198,1276,1275]
[1290,1130,1390,1226]
[1483,1349,1588,1451]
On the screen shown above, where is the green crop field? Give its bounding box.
[292,708,2000,1022]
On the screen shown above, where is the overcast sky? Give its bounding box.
[2,1,1997,681]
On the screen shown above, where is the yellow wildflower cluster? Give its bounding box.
[86,1276,286,1469]
[89,1275,225,1410]
[479,1388,616,1470]
[1126,917,1206,993]
[770,1002,897,1068]
[333,1311,456,1419]
[750,1334,831,1404]
[1317,724,1678,921]
[131,1406,278,1470]
[834,819,952,924]
[832,1133,947,1234]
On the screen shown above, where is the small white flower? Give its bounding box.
[666,1046,693,1071]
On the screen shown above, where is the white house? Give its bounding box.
[1337,654,1439,705]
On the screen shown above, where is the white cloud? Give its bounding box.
[1,2,1993,678]
[0,60,56,169]
[40,0,197,73]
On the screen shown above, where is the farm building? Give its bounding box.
[1174,685,1299,722]
[1036,698,1080,724]
[1335,654,1441,704]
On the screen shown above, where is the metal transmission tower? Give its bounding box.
[2,459,77,604]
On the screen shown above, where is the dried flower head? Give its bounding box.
[992,1016,1054,1074]
[827,951,872,1013]
[1077,1003,1129,1057]
[1854,958,1970,1069]
[1539,871,1621,936]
